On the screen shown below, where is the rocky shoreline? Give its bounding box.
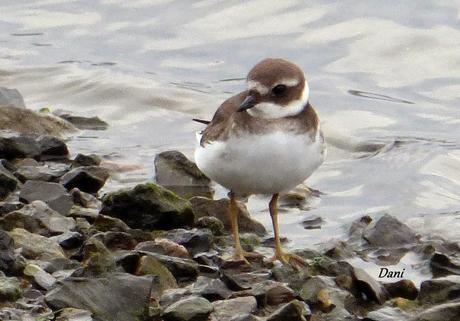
[0,89,459,321]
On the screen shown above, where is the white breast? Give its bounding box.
[195,130,326,195]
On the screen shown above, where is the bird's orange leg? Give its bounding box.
[268,193,308,270]
[229,192,249,264]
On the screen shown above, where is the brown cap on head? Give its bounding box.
[247,58,305,88]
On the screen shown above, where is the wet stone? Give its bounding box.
[139,251,199,282]
[0,229,15,272]
[0,201,23,215]
[57,114,109,130]
[162,296,213,321]
[23,263,57,290]
[101,183,194,230]
[364,306,411,321]
[135,255,178,294]
[50,231,84,249]
[0,163,19,200]
[73,153,102,167]
[417,275,460,305]
[19,180,73,215]
[196,216,225,236]
[430,252,460,277]
[135,239,190,258]
[413,301,460,321]
[302,215,324,230]
[37,135,69,160]
[363,214,417,248]
[164,228,213,256]
[383,279,418,300]
[60,166,109,194]
[0,134,41,160]
[352,266,388,304]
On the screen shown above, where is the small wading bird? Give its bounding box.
[194,58,326,267]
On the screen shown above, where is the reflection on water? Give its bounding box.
[1,0,459,281]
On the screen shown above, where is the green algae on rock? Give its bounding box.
[101,183,194,230]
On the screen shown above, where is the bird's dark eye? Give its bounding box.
[271,84,287,96]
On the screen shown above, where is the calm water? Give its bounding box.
[1,0,459,283]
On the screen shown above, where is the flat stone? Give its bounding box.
[60,166,109,194]
[211,297,257,321]
[101,183,194,230]
[0,87,25,108]
[163,296,213,321]
[57,114,108,130]
[135,239,189,258]
[0,200,76,236]
[9,228,65,260]
[190,197,266,236]
[14,163,69,182]
[19,180,73,215]
[24,263,57,290]
[363,214,417,248]
[45,273,154,321]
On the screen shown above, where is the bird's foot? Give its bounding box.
[267,251,308,271]
[233,249,263,265]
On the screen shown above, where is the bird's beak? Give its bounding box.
[237,95,257,112]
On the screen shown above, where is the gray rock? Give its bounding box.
[352,266,388,304]
[0,133,40,159]
[140,252,199,282]
[211,297,257,321]
[73,154,102,167]
[0,87,25,108]
[417,275,460,305]
[45,273,154,321]
[413,301,460,321]
[71,188,101,209]
[101,183,194,230]
[38,135,69,160]
[365,306,410,321]
[50,231,84,249]
[363,214,417,248]
[0,229,15,271]
[165,228,213,256]
[60,166,109,194]
[266,299,310,321]
[56,308,94,321]
[135,255,178,294]
[191,276,231,301]
[160,287,192,309]
[0,106,77,136]
[383,279,418,300]
[20,180,73,215]
[0,163,18,200]
[0,275,22,301]
[430,252,460,277]
[154,150,212,198]
[56,114,108,130]
[15,163,69,182]
[1,200,76,236]
[190,197,266,236]
[24,263,57,290]
[135,239,189,258]
[163,296,213,321]
[9,228,65,260]
[0,201,23,215]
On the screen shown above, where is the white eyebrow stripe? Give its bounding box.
[248,80,269,94]
[276,78,299,87]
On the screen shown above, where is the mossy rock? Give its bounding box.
[101,183,194,230]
